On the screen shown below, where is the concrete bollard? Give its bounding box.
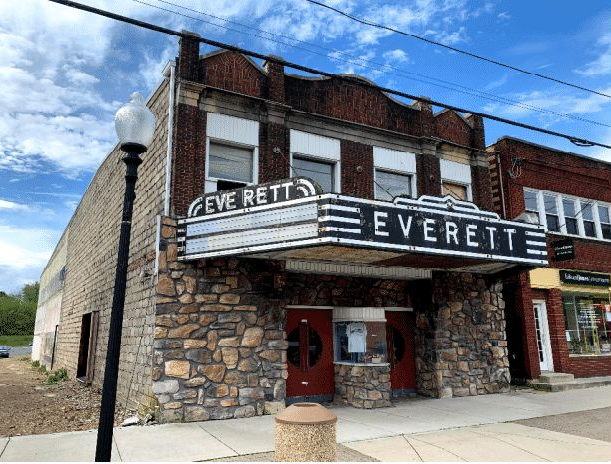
[274,402,337,462]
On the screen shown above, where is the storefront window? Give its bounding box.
[333,321,387,364]
[563,294,611,355]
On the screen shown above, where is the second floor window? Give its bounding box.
[442,181,468,201]
[523,188,611,241]
[562,199,578,235]
[375,170,412,201]
[208,142,254,190]
[293,156,335,192]
[581,202,596,238]
[599,205,611,239]
[543,194,560,232]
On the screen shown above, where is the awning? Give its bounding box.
[177,177,548,274]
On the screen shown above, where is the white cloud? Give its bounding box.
[482,87,611,120]
[382,49,409,64]
[497,12,511,21]
[0,199,31,212]
[0,224,59,292]
[575,32,611,76]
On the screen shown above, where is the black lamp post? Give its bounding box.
[95,92,155,462]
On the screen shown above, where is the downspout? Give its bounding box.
[497,153,507,219]
[163,60,176,216]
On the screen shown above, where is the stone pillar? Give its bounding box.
[153,218,288,423]
[415,272,510,398]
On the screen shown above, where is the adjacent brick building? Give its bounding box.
[488,137,611,381]
[34,34,551,422]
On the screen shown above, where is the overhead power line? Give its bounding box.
[304,0,611,99]
[46,0,611,150]
[132,0,610,129]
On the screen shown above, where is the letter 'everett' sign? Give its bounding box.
[177,177,548,266]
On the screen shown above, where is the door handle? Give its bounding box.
[301,381,309,385]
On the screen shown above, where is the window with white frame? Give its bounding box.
[440,159,472,201]
[523,188,611,241]
[562,198,579,235]
[373,147,417,201]
[581,202,597,238]
[375,170,412,201]
[208,143,254,189]
[205,113,259,192]
[524,189,539,215]
[543,193,560,232]
[293,156,334,192]
[599,205,611,239]
[290,130,341,193]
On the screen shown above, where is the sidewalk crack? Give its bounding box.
[469,428,550,461]
[408,436,468,461]
[113,434,123,462]
[0,437,10,458]
[195,423,239,456]
[402,435,423,462]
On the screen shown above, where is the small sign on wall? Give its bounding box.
[552,239,574,261]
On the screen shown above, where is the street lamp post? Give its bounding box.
[95,93,156,462]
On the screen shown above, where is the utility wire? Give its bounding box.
[304,0,611,99]
[46,0,611,150]
[136,0,610,129]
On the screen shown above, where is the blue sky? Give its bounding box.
[1,0,610,293]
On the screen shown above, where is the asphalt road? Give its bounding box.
[6,346,32,357]
[515,407,611,442]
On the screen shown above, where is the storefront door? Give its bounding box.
[286,309,334,403]
[385,311,416,395]
[533,300,554,372]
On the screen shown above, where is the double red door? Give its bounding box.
[386,311,416,393]
[286,309,334,403]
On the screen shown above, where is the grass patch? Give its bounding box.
[31,360,47,374]
[46,368,68,384]
[0,335,32,347]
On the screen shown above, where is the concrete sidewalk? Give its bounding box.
[1,386,610,462]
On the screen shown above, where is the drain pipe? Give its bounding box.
[497,153,507,219]
[163,60,176,216]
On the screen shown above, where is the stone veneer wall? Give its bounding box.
[334,364,392,408]
[153,218,287,422]
[414,272,510,398]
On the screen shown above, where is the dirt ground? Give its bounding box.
[0,357,128,438]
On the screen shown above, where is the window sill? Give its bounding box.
[568,353,611,358]
[334,361,390,367]
[547,231,611,244]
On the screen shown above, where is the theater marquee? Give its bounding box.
[177,177,547,266]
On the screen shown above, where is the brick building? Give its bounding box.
[488,137,611,382]
[33,34,548,422]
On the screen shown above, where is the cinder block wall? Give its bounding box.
[53,79,170,411]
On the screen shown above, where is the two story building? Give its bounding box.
[33,34,547,422]
[489,137,611,383]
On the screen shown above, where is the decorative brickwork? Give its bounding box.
[334,364,392,408]
[415,272,510,398]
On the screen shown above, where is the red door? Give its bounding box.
[286,309,334,403]
[385,311,416,394]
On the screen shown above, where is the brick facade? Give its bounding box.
[50,78,170,412]
[489,137,611,379]
[35,34,522,423]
